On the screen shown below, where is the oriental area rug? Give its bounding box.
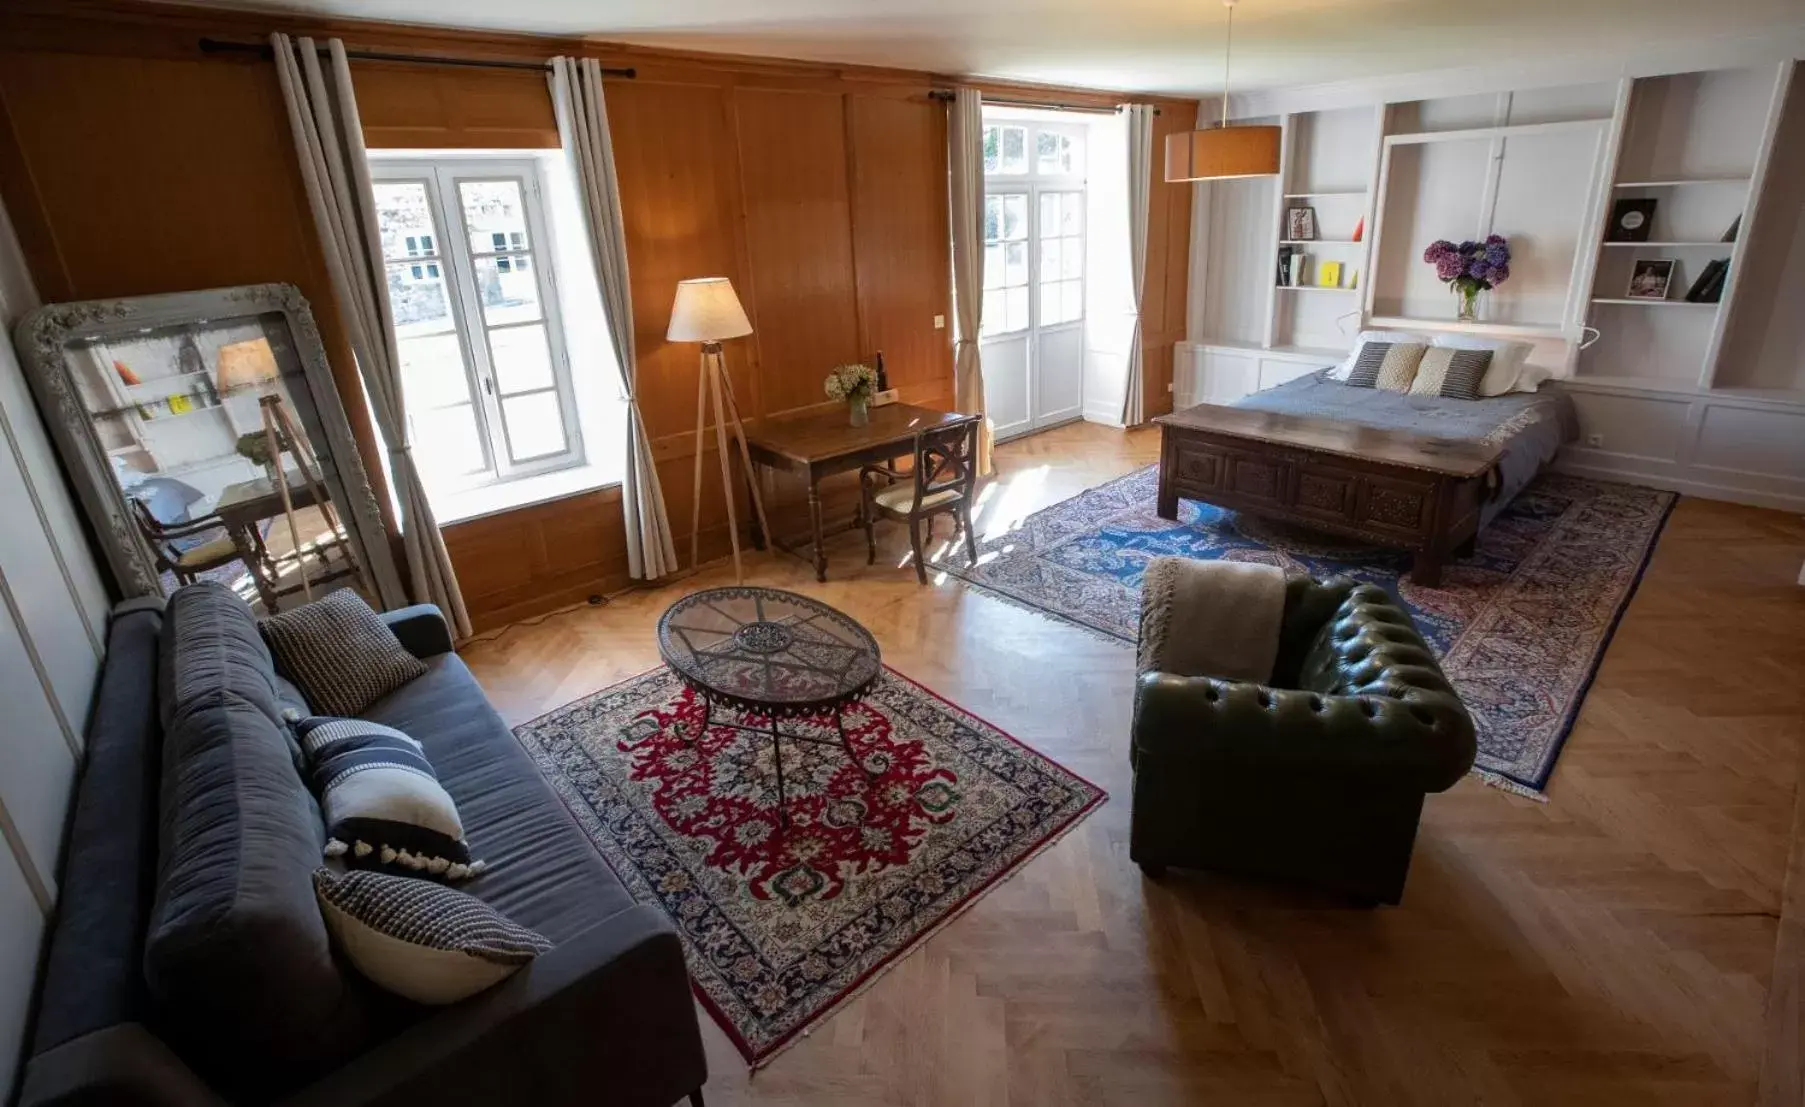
[928,466,1675,796]
[515,666,1104,1068]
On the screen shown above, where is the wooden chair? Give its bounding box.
[859,415,981,584]
[128,496,248,587]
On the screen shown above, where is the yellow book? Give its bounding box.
[166,393,194,415]
[1318,261,1343,288]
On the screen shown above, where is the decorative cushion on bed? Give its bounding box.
[1408,347,1492,400]
[1429,334,1534,396]
[1327,331,1429,381]
[298,715,486,881]
[1346,342,1427,392]
[313,869,550,1004]
[260,589,427,718]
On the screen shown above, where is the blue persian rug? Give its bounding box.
[928,466,1675,795]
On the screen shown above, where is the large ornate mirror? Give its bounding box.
[14,283,404,612]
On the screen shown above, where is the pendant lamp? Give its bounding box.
[1165,0,1281,181]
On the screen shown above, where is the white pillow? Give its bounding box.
[1429,334,1533,396]
[1327,331,1433,381]
[1512,364,1555,393]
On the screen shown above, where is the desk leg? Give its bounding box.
[230,523,280,611]
[806,475,827,582]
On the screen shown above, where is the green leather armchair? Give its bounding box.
[1130,575,1476,904]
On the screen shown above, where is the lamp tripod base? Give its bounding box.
[687,341,771,581]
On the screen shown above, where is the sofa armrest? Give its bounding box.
[1131,672,1475,793]
[380,604,454,658]
[19,1022,230,1107]
[276,904,707,1107]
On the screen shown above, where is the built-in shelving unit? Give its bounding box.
[1182,59,1805,510]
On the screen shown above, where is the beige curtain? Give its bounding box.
[548,57,677,580]
[1121,104,1156,426]
[948,87,994,476]
[271,34,473,637]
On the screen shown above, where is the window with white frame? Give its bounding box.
[371,158,584,501]
[980,121,1086,337]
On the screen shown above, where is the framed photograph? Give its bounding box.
[1608,198,1657,242]
[1627,258,1676,300]
[1285,206,1317,241]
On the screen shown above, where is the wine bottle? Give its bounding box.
[874,350,889,394]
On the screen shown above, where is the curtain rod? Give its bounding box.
[197,37,637,78]
[928,90,1159,116]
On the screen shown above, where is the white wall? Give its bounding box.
[0,194,110,1098]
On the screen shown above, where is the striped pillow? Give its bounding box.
[260,589,427,717]
[300,716,486,881]
[314,869,551,1004]
[1409,346,1493,400]
[1346,341,1428,392]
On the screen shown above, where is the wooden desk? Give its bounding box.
[214,471,355,610]
[1153,403,1504,586]
[742,402,967,581]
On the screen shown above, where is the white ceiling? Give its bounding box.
[181,0,1805,97]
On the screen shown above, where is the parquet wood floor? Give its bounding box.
[461,421,1805,1107]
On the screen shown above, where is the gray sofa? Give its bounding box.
[17,582,708,1107]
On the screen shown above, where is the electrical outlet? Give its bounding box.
[933,315,945,330]
[1585,433,1605,448]
[1166,381,1174,393]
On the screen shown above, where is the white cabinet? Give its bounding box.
[1179,344,1334,409]
[1258,357,1324,391]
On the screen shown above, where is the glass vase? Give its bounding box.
[1456,285,1481,323]
[848,394,869,428]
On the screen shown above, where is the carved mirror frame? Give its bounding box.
[13,283,405,608]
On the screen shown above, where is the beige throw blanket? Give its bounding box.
[1137,558,1287,683]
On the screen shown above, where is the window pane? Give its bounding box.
[1061,194,1083,235]
[983,244,1004,290]
[1002,195,1027,240]
[413,403,487,480]
[1039,192,1060,238]
[982,127,1000,174]
[1064,280,1083,321]
[1041,278,1061,325]
[386,263,455,334]
[398,332,475,410]
[1035,131,1059,174]
[1005,242,1028,287]
[1006,287,1029,332]
[374,181,437,260]
[489,323,555,395]
[1063,237,1084,278]
[502,392,568,462]
[999,126,1027,173]
[473,256,542,326]
[983,195,1001,242]
[980,289,1005,335]
[1043,238,1062,282]
[458,180,530,255]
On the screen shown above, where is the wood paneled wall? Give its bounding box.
[0,0,1193,631]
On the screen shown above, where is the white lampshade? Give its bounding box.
[667,277,753,343]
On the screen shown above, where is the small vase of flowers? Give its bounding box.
[824,363,878,427]
[1424,235,1511,322]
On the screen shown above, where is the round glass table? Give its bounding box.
[656,587,883,826]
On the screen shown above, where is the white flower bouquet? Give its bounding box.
[823,363,878,404]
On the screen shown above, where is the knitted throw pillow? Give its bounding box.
[313,869,550,1005]
[260,589,427,717]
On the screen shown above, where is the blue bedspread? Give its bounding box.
[1230,370,1577,525]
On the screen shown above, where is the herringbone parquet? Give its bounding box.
[462,421,1805,1107]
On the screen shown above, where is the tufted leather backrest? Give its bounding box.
[1292,582,1456,703]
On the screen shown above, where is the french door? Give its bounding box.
[978,120,1086,442]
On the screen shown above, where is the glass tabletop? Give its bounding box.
[656,587,881,712]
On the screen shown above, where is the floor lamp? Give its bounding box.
[668,277,772,582]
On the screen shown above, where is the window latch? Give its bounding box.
[483,377,495,396]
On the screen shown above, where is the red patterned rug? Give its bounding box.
[515,665,1105,1068]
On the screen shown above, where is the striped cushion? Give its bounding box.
[299,715,485,881]
[1345,340,1429,391]
[314,869,551,1004]
[1409,347,1493,400]
[259,589,427,717]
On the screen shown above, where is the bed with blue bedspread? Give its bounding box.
[1231,369,1576,527]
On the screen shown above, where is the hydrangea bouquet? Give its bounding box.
[824,363,879,426]
[1423,235,1511,321]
